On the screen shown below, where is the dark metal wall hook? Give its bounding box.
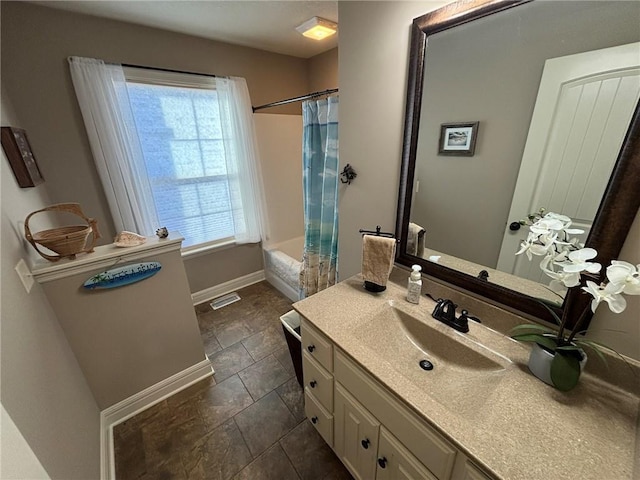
[340,164,357,184]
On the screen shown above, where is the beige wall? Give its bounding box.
[254,114,304,247]
[412,1,640,268]
[182,242,264,294]
[338,1,640,360]
[255,46,338,116]
[338,1,447,280]
[1,89,101,479]
[40,246,207,409]
[0,1,311,293]
[309,47,338,93]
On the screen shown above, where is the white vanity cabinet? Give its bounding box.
[334,382,437,480]
[300,316,491,480]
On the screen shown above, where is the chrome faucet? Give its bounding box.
[431,298,480,333]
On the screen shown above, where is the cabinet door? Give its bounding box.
[376,427,438,480]
[334,383,380,480]
[450,454,493,480]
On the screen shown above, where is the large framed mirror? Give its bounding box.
[396,0,640,325]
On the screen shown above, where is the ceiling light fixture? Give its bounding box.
[296,16,338,41]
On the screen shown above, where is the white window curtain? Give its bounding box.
[68,56,266,244]
[217,77,268,244]
[68,56,159,236]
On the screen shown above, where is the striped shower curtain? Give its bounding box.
[300,96,339,298]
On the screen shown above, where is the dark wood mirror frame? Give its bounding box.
[395,0,640,326]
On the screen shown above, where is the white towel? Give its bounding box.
[362,235,396,287]
[407,222,426,256]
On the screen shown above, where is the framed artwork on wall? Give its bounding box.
[1,126,44,187]
[438,122,479,156]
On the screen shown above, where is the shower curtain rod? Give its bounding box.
[252,88,338,112]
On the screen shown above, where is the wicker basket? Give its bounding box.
[25,203,100,262]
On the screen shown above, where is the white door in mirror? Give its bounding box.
[497,42,640,280]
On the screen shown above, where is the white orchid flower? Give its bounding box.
[538,212,585,239]
[564,236,584,250]
[516,234,553,260]
[516,240,539,260]
[582,280,627,313]
[559,248,602,274]
[530,218,565,235]
[541,255,581,290]
[605,261,640,295]
[544,212,572,224]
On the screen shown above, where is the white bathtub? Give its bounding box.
[263,236,304,302]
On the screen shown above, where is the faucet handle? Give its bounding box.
[453,309,470,333]
[432,298,445,316]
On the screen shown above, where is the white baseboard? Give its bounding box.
[191,270,265,306]
[100,358,213,480]
[264,270,301,303]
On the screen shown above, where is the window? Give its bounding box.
[68,57,264,252]
[125,69,235,249]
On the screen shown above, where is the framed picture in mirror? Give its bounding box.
[438,122,479,156]
[1,126,44,188]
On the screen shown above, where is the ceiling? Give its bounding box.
[30,1,339,59]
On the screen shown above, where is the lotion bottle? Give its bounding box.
[407,264,422,304]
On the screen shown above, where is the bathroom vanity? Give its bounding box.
[293,268,640,480]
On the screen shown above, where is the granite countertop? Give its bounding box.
[293,269,640,480]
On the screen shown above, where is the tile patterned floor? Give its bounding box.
[113,281,352,480]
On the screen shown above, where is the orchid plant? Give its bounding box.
[510,209,640,390]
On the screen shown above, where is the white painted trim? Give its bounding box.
[264,270,301,302]
[32,234,183,283]
[100,358,213,480]
[190,270,265,306]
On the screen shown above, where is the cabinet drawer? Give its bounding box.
[335,350,457,480]
[303,351,334,412]
[301,318,333,371]
[305,388,333,447]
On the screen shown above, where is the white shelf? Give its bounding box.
[31,232,184,283]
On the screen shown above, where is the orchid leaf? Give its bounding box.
[510,324,554,334]
[534,294,564,306]
[550,352,581,391]
[511,333,557,351]
[574,340,608,368]
[573,338,629,365]
[536,300,562,326]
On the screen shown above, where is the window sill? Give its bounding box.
[181,238,237,260]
